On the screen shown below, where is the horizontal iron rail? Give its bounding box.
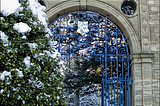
[102,79,133,82]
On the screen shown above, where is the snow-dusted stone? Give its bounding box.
[13,22,31,35]
[1,0,22,16]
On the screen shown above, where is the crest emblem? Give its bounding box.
[77,21,89,35]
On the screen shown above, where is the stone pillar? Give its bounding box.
[139,0,154,105]
[131,53,153,106]
[131,54,143,106]
[141,53,153,106]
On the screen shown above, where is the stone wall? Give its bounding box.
[42,0,160,105]
[148,0,160,106]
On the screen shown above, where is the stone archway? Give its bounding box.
[46,0,141,55]
[46,1,142,106]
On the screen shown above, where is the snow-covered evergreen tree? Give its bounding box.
[0,0,65,105]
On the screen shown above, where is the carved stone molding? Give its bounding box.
[140,0,150,53]
[142,17,148,31]
[143,37,149,46]
[141,4,147,12]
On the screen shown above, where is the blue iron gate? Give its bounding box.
[49,11,132,106]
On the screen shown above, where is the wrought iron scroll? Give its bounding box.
[49,11,131,106]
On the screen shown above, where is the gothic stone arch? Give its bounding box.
[45,0,155,106]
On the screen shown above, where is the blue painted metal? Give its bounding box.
[49,11,132,106]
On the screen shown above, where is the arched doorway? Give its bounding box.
[49,11,132,106]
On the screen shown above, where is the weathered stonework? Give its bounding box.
[42,0,160,105]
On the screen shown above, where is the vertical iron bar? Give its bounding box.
[116,28,119,106]
[58,18,61,52]
[116,28,118,78]
[105,17,108,106]
[119,76,121,106]
[122,57,124,80]
[105,77,108,105]
[105,62,107,105]
[111,79,113,106]
[122,57,124,106]
[125,75,127,106]
[117,78,119,105]
[114,75,116,106]
[101,15,105,106]
[102,62,104,106]
[111,59,113,77]
[127,56,130,106]
[108,75,110,106]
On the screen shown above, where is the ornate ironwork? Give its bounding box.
[121,0,136,15]
[49,11,131,106]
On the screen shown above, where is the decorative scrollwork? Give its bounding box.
[118,47,127,55]
[107,46,116,55]
[49,11,129,60]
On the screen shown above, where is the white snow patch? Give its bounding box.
[11,69,24,78]
[43,50,60,59]
[17,95,21,100]
[59,61,66,76]
[33,21,37,25]
[0,31,9,47]
[0,71,11,80]
[28,0,47,27]
[36,96,39,100]
[28,78,44,88]
[57,96,60,100]
[7,94,9,97]
[27,43,38,52]
[57,86,62,90]
[45,34,51,38]
[23,56,31,68]
[22,100,25,104]
[11,87,17,91]
[1,0,22,16]
[7,49,11,53]
[44,93,50,98]
[48,40,54,47]
[18,84,21,86]
[0,89,5,94]
[22,36,26,39]
[0,17,4,20]
[13,22,31,35]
